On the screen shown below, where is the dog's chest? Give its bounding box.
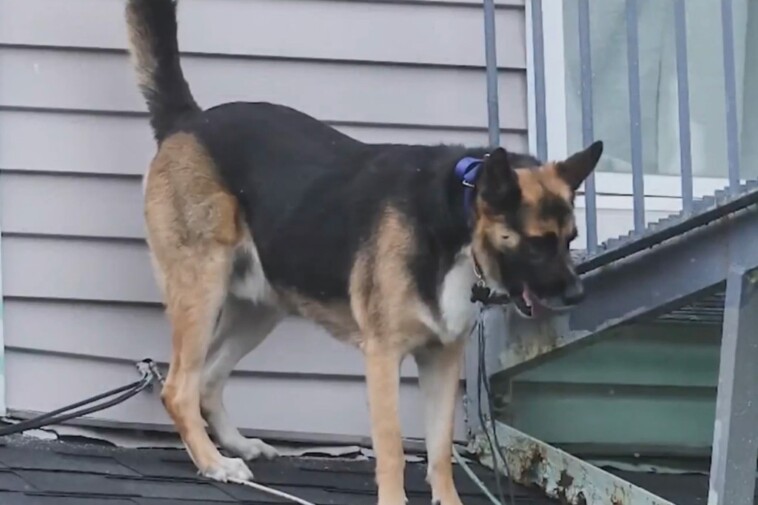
[431,252,479,343]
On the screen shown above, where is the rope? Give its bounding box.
[229,478,317,505]
[452,446,502,505]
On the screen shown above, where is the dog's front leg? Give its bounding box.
[365,344,407,505]
[415,340,465,505]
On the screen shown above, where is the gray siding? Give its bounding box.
[0,0,528,442]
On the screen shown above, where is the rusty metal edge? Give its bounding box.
[476,421,677,505]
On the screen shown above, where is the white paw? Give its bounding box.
[201,456,254,482]
[230,438,279,461]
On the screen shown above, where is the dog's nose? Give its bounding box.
[561,277,585,305]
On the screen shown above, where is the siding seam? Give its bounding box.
[0,106,528,134]
[0,43,527,72]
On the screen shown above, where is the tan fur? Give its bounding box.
[347,207,450,502]
[350,207,434,350]
[415,339,466,505]
[475,165,576,247]
[276,290,359,342]
[144,133,243,476]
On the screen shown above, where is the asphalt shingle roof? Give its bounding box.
[0,437,556,504]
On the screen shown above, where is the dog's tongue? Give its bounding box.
[522,287,544,318]
[522,286,534,308]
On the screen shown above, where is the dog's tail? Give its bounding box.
[125,0,200,143]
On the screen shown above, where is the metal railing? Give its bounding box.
[477,2,758,504]
[484,0,750,255]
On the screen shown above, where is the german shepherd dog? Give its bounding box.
[125,1,602,503]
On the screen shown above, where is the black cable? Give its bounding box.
[1,381,143,434]
[0,361,156,437]
[475,306,518,505]
[476,321,507,505]
[0,380,149,436]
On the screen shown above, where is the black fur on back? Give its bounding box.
[179,102,541,305]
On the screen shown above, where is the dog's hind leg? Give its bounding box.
[159,245,254,482]
[414,340,465,505]
[201,296,281,461]
[146,133,252,482]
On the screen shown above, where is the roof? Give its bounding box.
[0,432,741,504]
[0,435,555,505]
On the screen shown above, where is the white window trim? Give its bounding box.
[531,1,737,213]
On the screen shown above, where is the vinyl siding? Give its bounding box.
[0,0,528,442]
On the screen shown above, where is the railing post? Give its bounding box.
[721,0,741,192]
[673,0,694,214]
[483,0,500,148]
[625,0,645,233]
[708,266,758,505]
[577,0,598,253]
[529,0,547,161]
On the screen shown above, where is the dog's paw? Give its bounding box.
[231,438,279,461]
[200,456,254,482]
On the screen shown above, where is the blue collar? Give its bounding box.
[454,156,484,224]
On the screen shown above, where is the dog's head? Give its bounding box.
[471,141,603,318]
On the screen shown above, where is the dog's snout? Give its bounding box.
[561,276,584,305]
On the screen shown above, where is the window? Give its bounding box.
[534,0,758,206]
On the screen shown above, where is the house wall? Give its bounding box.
[0,0,528,443]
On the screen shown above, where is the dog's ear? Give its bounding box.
[555,140,603,191]
[478,146,520,211]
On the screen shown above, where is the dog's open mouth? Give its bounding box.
[512,288,535,318]
[511,286,577,319]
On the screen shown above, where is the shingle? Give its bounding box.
[0,470,36,492]
[14,471,136,497]
[0,492,136,505]
[0,447,139,477]
[0,493,31,505]
[114,453,202,480]
[132,500,239,505]
[115,476,238,501]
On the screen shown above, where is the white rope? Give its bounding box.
[228,478,317,505]
[452,446,503,505]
